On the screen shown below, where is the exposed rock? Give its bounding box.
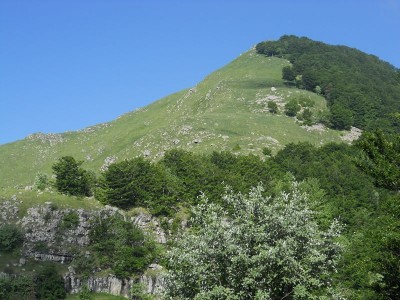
[301,123,327,133]
[26,132,64,146]
[101,155,118,171]
[178,125,192,135]
[341,126,362,143]
[0,197,21,223]
[132,212,167,244]
[140,264,165,295]
[64,264,165,298]
[64,271,133,297]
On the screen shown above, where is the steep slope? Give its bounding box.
[0,49,345,188]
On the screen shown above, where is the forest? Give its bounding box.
[256,35,400,132]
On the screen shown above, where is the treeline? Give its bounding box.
[256,35,400,132]
[47,130,400,298]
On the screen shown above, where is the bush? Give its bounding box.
[0,224,23,252]
[60,211,80,230]
[285,99,301,117]
[35,264,66,299]
[89,214,157,278]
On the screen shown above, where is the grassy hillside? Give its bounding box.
[0,49,346,188]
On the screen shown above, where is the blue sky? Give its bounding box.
[1,0,399,145]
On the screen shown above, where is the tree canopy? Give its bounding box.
[52,156,91,197]
[256,35,400,133]
[165,181,343,299]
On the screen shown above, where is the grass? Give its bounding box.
[0,49,348,188]
[0,188,103,217]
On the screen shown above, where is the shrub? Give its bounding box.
[0,224,23,252]
[60,211,80,230]
[35,264,66,299]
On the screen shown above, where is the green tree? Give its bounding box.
[35,264,66,300]
[285,99,301,117]
[101,157,170,210]
[165,182,343,299]
[89,213,157,278]
[0,224,23,252]
[355,130,400,190]
[282,65,296,82]
[78,285,93,300]
[52,156,91,196]
[329,103,353,130]
[267,101,279,114]
[34,172,49,191]
[302,108,313,125]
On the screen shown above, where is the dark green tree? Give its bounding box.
[52,156,91,196]
[302,108,313,125]
[101,157,173,210]
[284,99,301,117]
[329,103,353,130]
[89,213,156,278]
[282,65,296,82]
[0,224,23,252]
[35,264,66,300]
[267,101,279,114]
[355,130,400,190]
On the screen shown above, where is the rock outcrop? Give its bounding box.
[64,264,165,298]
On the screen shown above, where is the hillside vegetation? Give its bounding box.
[256,35,400,132]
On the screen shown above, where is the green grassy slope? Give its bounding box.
[0,49,346,188]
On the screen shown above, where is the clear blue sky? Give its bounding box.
[1,0,399,145]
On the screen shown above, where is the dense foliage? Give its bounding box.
[52,156,92,197]
[85,212,158,278]
[0,264,66,300]
[98,150,278,215]
[256,35,400,132]
[166,182,343,299]
[355,130,400,190]
[272,138,400,299]
[0,224,23,252]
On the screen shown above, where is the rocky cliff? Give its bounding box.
[0,195,166,298]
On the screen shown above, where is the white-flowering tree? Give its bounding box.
[165,181,343,299]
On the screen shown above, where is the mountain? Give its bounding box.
[0,48,347,188]
[1,36,400,300]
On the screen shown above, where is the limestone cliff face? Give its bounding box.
[64,264,165,298]
[0,195,166,298]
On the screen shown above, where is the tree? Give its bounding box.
[267,101,279,114]
[0,224,23,252]
[35,264,66,300]
[329,103,353,130]
[285,99,301,117]
[282,66,296,82]
[355,130,400,190]
[302,108,313,125]
[101,157,168,210]
[165,181,343,299]
[52,156,91,196]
